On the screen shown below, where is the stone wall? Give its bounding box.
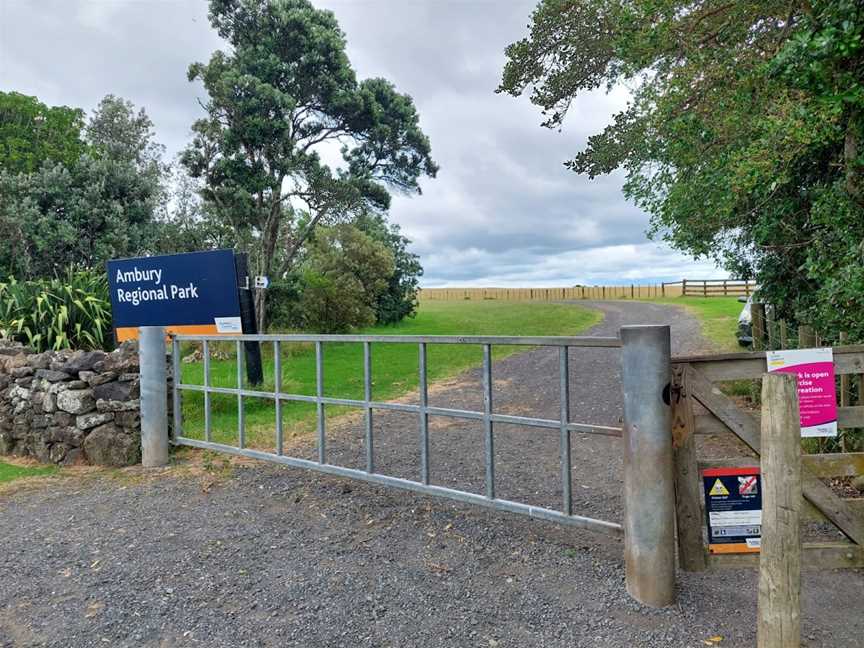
[0,340,143,467]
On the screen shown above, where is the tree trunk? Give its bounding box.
[255,288,267,333]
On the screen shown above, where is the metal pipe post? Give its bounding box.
[620,325,675,607]
[140,326,169,467]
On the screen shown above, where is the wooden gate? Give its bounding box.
[669,347,864,571]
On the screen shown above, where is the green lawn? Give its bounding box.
[650,297,744,350]
[0,460,57,484]
[179,300,602,448]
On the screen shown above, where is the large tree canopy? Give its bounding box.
[0,96,164,278]
[500,0,864,338]
[183,0,438,331]
[0,91,87,174]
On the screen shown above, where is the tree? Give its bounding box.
[0,91,87,174]
[0,156,159,278]
[0,95,165,278]
[182,0,437,332]
[298,224,394,332]
[151,163,235,254]
[499,0,864,337]
[86,95,165,181]
[354,212,423,324]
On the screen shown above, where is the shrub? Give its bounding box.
[354,213,423,325]
[296,225,394,333]
[0,266,110,352]
[298,269,376,334]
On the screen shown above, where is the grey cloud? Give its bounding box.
[0,0,720,286]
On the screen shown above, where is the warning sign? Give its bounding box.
[738,475,758,495]
[709,479,730,497]
[703,466,762,554]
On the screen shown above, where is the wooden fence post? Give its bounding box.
[757,373,801,648]
[682,278,687,296]
[671,365,707,571]
[798,325,817,348]
[661,283,666,298]
[751,303,767,351]
[779,320,788,350]
[839,332,849,452]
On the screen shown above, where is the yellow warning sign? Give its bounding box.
[709,478,730,496]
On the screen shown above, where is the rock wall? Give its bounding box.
[0,340,143,467]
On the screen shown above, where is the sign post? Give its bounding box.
[233,252,263,386]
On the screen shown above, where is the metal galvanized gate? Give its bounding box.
[139,325,677,607]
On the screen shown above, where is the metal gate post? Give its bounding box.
[140,326,169,467]
[620,325,675,607]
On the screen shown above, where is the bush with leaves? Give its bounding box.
[354,213,422,325]
[0,91,87,175]
[0,266,110,352]
[296,225,395,333]
[0,94,166,279]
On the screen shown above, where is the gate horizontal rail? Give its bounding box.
[170,333,624,537]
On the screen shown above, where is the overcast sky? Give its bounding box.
[0,0,723,286]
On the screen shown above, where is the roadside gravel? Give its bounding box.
[1,301,861,648]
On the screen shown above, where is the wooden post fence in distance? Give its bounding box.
[682,278,687,297]
[757,373,801,648]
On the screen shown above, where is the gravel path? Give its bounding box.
[1,301,862,648]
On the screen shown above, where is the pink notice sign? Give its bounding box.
[766,348,838,438]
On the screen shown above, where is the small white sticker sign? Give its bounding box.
[214,316,243,333]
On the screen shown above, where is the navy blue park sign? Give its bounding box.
[106,250,242,341]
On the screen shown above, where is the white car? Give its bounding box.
[737,294,754,346]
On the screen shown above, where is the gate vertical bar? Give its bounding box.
[274,341,283,455]
[482,344,494,499]
[620,325,675,607]
[236,340,245,449]
[203,339,212,443]
[364,342,374,473]
[140,326,168,467]
[560,346,572,515]
[419,342,430,485]
[316,341,326,464]
[171,335,181,441]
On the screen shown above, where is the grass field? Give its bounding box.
[0,460,57,484]
[180,301,602,447]
[650,297,744,351]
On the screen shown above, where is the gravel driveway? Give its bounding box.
[1,301,862,648]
